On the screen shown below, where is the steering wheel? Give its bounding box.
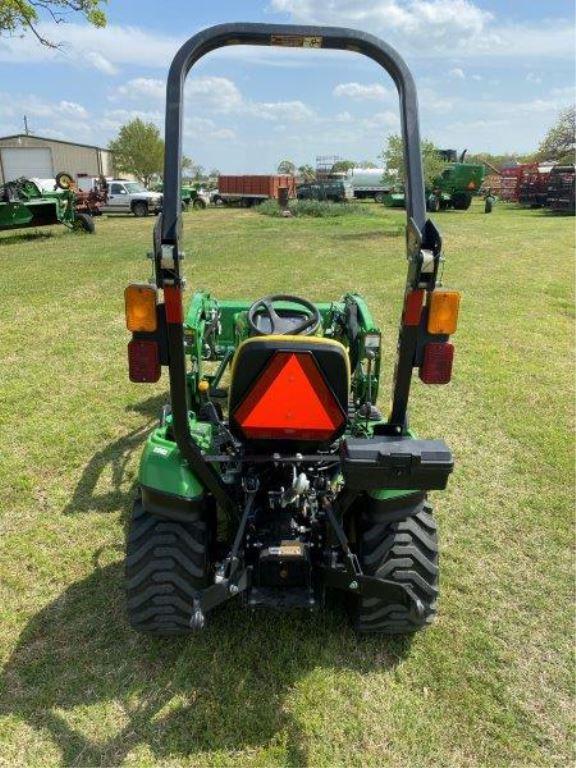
[247,294,321,336]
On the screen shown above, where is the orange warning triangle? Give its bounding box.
[235,351,345,440]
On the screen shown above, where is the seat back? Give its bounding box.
[229,336,350,445]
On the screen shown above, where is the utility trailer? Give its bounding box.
[214,175,296,206]
[546,165,575,213]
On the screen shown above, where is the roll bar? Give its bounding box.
[161,23,426,241]
[155,24,442,512]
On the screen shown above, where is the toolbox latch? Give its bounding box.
[385,452,413,471]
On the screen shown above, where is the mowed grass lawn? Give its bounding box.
[0,201,573,767]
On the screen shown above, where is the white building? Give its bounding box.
[0,134,114,184]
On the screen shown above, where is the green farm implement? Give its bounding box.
[384,150,490,213]
[153,182,208,209]
[122,23,459,636]
[0,173,95,233]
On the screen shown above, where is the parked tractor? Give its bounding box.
[0,172,95,233]
[152,182,209,209]
[427,152,486,211]
[384,150,488,212]
[123,23,458,636]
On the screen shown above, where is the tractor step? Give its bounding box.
[247,586,317,610]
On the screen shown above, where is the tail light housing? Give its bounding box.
[128,339,161,383]
[403,289,424,326]
[125,284,157,332]
[419,342,454,384]
[427,290,460,335]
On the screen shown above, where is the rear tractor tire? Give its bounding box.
[73,212,95,234]
[452,192,472,210]
[353,496,439,635]
[125,498,210,635]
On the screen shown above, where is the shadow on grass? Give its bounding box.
[0,229,56,245]
[1,561,412,766]
[63,393,168,518]
[334,227,404,241]
[22,392,412,763]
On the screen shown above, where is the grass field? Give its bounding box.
[0,201,573,767]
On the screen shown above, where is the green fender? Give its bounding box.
[369,488,417,501]
[139,422,211,499]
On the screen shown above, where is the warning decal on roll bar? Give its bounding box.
[270,35,322,48]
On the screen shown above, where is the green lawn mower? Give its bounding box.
[123,23,459,636]
[0,172,95,233]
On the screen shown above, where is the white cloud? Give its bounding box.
[526,73,542,85]
[333,82,390,101]
[250,100,314,121]
[85,51,117,75]
[363,111,400,130]
[187,77,244,113]
[0,93,89,122]
[112,75,315,123]
[419,88,453,113]
[269,0,573,60]
[471,74,483,81]
[211,128,236,140]
[115,78,165,101]
[271,0,491,39]
[449,68,466,80]
[0,22,179,72]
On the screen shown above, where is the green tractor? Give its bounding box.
[384,150,489,213]
[152,182,209,209]
[0,172,95,233]
[427,151,486,212]
[123,23,459,635]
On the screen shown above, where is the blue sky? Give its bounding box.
[0,0,574,172]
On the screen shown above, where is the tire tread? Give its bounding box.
[125,499,208,635]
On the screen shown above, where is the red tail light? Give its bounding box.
[128,339,161,383]
[403,289,424,326]
[234,351,345,440]
[419,342,454,384]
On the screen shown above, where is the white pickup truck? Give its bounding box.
[76,178,163,216]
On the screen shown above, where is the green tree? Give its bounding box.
[331,159,356,174]
[381,135,447,187]
[466,152,536,171]
[109,119,164,187]
[297,164,315,181]
[537,106,575,163]
[181,155,194,175]
[0,0,106,47]
[277,160,296,175]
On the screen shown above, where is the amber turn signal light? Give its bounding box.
[125,284,157,333]
[427,290,460,335]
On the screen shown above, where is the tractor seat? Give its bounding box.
[229,336,350,444]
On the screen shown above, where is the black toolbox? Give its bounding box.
[342,437,453,490]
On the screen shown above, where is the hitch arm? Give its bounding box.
[321,498,424,621]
